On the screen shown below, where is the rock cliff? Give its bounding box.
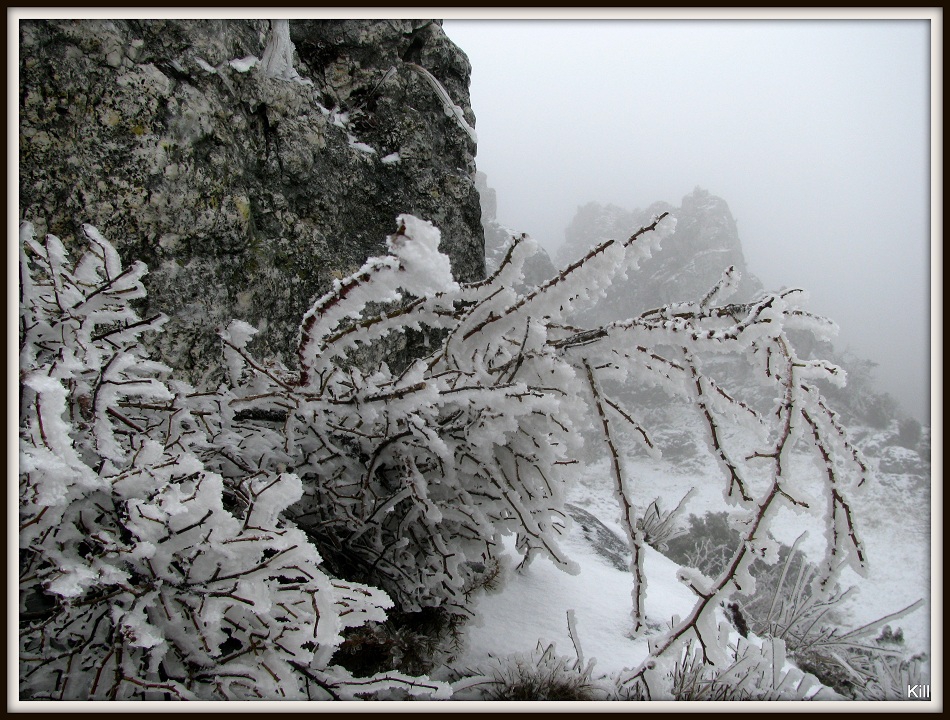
[19,19,484,382]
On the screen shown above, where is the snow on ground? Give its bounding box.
[568,423,932,654]
[464,523,698,679]
[836,473,932,652]
[458,406,933,696]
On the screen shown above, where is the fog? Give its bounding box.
[443,17,933,425]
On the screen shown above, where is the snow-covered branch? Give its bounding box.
[20,208,868,700]
[18,222,446,701]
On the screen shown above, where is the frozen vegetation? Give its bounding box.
[17,18,930,706]
[18,204,929,703]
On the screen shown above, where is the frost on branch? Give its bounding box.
[223,214,584,614]
[207,210,867,696]
[20,206,868,700]
[18,222,447,700]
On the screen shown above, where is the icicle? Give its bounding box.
[259,18,312,85]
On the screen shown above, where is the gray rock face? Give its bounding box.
[564,503,629,572]
[558,187,763,324]
[877,445,929,478]
[20,19,484,383]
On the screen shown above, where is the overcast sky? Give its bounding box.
[443,16,934,424]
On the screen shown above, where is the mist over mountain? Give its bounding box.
[17,17,930,704]
[557,188,763,323]
[481,178,926,443]
[443,18,931,428]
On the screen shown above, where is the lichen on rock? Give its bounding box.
[19,18,485,383]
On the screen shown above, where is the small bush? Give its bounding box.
[659,510,927,700]
[670,637,830,700]
[663,511,740,577]
[455,643,600,701]
[637,490,692,552]
[876,624,905,647]
[671,645,755,700]
[897,417,922,449]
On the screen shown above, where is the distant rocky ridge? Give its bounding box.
[478,184,761,321]
[556,188,764,324]
[550,188,931,469]
[20,19,484,382]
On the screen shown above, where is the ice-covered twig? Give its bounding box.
[583,358,647,636]
[406,62,477,144]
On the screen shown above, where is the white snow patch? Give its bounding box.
[464,530,697,677]
[194,57,217,74]
[461,405,931,694]
[228,55,259,73]
[347,135,376,154]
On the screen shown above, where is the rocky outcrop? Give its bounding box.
[19,19,484,382]
[558,188,763,324]
[476,170,557,288]
[564,503,629,572]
